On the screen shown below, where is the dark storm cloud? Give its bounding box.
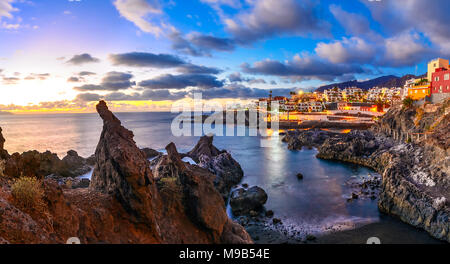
[138,74,223,89]
[66,53,100,65]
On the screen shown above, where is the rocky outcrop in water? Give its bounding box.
[282,129,341,150]
[230,186,268,216]
[187,135,244,201]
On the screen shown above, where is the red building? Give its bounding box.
[431,68,450,94]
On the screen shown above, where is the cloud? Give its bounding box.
[168,30,207,57]
[0,0,17,21]
[113,0,163,36]
[382,31,433,67]
[169,30,235,57]
[75,93,101,102]
[110,51,222,74]
[315,32,433,67]
[78,71,96,76]
[75,89,188,102]
[66,53,100,65]
[329,5,370,36]
[2,76,19,84]
[23,73,51,80]
[110,52,185,67]
[224,0,330,44]
[241,54,365,81]
[363,0,450,56]
[228,72,267,84]
[189,33,235,51]
[315,37,375,64]
[74,71,135,91]
[176,64,221,74]
[67,76,80,82]
[138,73,223,89]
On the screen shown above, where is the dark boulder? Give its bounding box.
[230,186,268,216]
[60,150,91,177]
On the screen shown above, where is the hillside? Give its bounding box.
[316,74,425,92]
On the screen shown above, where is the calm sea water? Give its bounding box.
[0,112,437,241]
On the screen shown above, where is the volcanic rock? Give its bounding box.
[187,135,244,201]
[230,186,268,216]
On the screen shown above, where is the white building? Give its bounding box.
[298,101,324,112]
[342,87,364,101]
[323,88,343,102]
[367,87,402,102]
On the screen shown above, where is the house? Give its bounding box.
[431,67,450,103]
[408,78,430,101]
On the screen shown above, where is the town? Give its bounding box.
[256,58,450,124]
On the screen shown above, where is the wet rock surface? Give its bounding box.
[230,186,268,216]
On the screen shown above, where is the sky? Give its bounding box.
[0,0,449,113]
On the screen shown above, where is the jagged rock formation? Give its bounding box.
[0,101,252,244]
[186,135,244,200]
[90,100,160,229]
[299,99,450,242]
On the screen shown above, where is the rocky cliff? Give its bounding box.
[0,101,252,244]
[310,99,450,242]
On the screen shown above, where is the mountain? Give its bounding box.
[315,74,425,92]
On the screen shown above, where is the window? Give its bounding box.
[435,77,439,81]
[445,74,450,81]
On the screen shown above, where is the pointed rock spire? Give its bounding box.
[90,101,160,234]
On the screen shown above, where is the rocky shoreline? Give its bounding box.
[281,99,450,242]
[0,101,253,244]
